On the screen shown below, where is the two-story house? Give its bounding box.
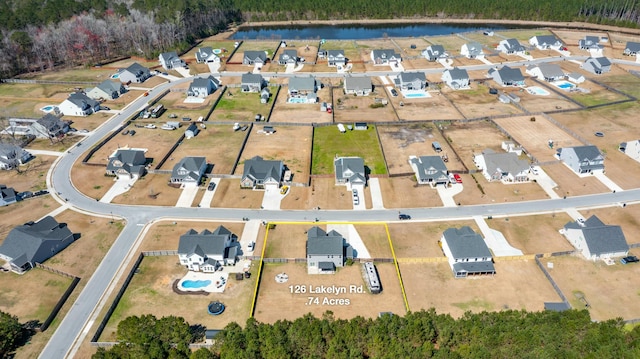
[556,145,604,174]
[440,226,495,278]
[178,226,238,272]
[306,226,353,274]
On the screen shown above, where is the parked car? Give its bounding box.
[453,174,462,184]
[145,124,157,129]
[248,241,255,251]
[207,182,216,191]
[390,88,398,97]
[620,256,639,264]
[129,130,136,136]
[19,191,33,199]
[79,129,89,133]
[398,214,411,220]
[121,130,129,135]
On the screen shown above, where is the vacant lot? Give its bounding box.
[389,220,480,258]
[269,85,333,124]
[487,213,576,255]
[280,177,358,210]
[376,177,445,208]
[17,66,115,82]
[542,162,610,197]
[312,125,386,175]
[400,260,562,317]
[237,126,312,184]
[392,90,463,121]
[496,29,555,43]
[254,262,406,323]
[441,120,509,170]
[540,255,640,321]
[111,173,182,206]
[352,224,393,258]
[597,72,640,99]
[0,155,54,193]
[211,179,264,209]
[442,83,521,119]
[333,87,398,123]
[212,91,269,123]
[0,83,71,100]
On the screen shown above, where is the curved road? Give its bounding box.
[40,58,640,358]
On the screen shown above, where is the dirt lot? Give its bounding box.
[211,179,264,209]
[268,85,333,124]
[389,220,479,258]
[400,260,562,317]
[280,177,358,210]
[392,90,463,121]
[254,262,406,323]
[579,204,640,245]
[512,86,582,113]
[212,90,270,123]
[333,87,398,123]
[376,177,445,209]
[540,255,640,321]
[111,173,182,206]
[441,120,509,170]
[542,162,610,196]
[237,126,312,184]
[441,83,522,119]
[0,196,59,238]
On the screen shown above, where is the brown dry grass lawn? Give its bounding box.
[263,224,309,258]
[0,155,54,192]
[268,85,333,124]
[333,88,398,123]
[487,213,576,255]
[442,120,509,170]
[442,83,522,119]
[389,220,480,258]
[280,178,357,210]
[0,196,59,239]
[111,173,182,206]
[542,163,610,197]
[579,204,640,245]
[352,224,393,258]
[393,90,463,121]
[139,220,246,253]
[377,177,444,209]
[211,179,264,209]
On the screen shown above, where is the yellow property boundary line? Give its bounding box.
[249,221,410,318]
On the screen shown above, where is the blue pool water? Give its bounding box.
[110,73,120,79]
[182,280,211,289]
[526,87,550,96]
[555,81,575,89]
[41,105,54,111]
[288,97,308,103]
[404,93,427,98]
[213,48,222,54]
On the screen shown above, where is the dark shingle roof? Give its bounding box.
[443,226,492,259]
[306,227,344,256]
[0,216,74,267]
[564,215,629,256]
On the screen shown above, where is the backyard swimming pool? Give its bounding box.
[288,97,310,104]
[181,280,211,289]
[553,81,575,90]
[526,86,550,96]
[404,92,428,98]
[213,48,222,54]
[40,105,57,113]
[110,72,121,79]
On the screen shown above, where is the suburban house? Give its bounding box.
[260,88,271,103]
[623,41,640,56]
[398,72,427,91]
[241,73,266,93]
[187,75,219,98]
[159,51,186,70]
[240,156,284,189]
[474,149,530,183]
[185,123,199,139]
[497,38,526,54]
[556,145,604,174]
[422,45,447,61]
[306,226,354,274]
[334,156,366,190]
[288,76,318,103]
[0,144,33,170]
[178,226,238,272]
[58,92,100,116]
[567,72,585,83]
[30,114,70,139]
[409,156,450,186]
[461,42,484,59]
[278,49,298,65]
[525,63,565,82]
[0,185,17,206]
[243,51,268,65]
[86,80,126,100]
[440,226,495,278]
[106,148,148,179]
[619,140,640,163]
[581,57,611,75]
[170,156,207,186]
[441,67,470,90]
[371,49,402,66]
[501,141,523,156]
[529,35,563,50]
[578,36,604,51]
[0,216,78,273]
[326,50,347,67]
[195,47,220,63]
[118,62,151,84]
[344,76,373,96]
[562,215,629,261]
[488,66,525,87]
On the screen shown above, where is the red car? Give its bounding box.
[453,174,462,183]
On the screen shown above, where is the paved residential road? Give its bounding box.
[39,59,640,358]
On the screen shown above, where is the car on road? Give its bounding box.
[453,174,462,183]
[207,182,216,191]
[398,214,411,220]
[390,88,398,97]
[620,256,639,264]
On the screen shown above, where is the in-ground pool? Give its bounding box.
[213,48,222,54]
[40,105,56,113]
[181,280,211,289]
[288,97,310,104]
[526,86,550,96]
[553,81,575,90]
[404,92,428,98]
[110,72,121,79]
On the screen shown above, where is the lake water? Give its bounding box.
[231,23,531,40]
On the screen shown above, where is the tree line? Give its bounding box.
[91,309,640,358]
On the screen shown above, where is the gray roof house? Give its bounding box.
[159,51,186,70]
[58,92,100,116]
[118,62,151,84]
[30,114,70,139]
[170,156,207,186]
[288,76,318,103]
[278,49,298,65]
[474,149,530,183]
[240,156,284,189]
[178,226,238,272]
[398,72,427,91]
[461,42,484,59]
[0,216,78,273]
[344,76,373,96]
[497,38,525,54]
[0,144,33,170]
[241,73,266,93]
[0,184,17,206]
[86,80,126,100]
[326,50,346,67]
[409,156,450,186]
[106,148,147,179]
[525,63,565,82]
[371,49,402,65]
[488,66,525,87]
[556,145,604,174]
[422,45,447,61]
[529,35,563,50]
[185,123,200,139]
[334,157,366,189]
[440,226,495,278]
[187,75,219,98]
[243,51,268,65]
[578,36,604,51]
[306,226,354,274]
[195,47,220,63]
[624,41,640,56]
[581,57,611,75]
[441,67,470,90]
[562,215,629,260]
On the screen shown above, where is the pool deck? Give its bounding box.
[178,271,229,293]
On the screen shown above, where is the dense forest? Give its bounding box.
[90,309,640,358]
[1,0,640,77]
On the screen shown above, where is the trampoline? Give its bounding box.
[275,272,289,283]
[208,301,225,315]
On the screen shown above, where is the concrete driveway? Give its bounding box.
[175,185,199,207]
[100,176,138,203]
[198,179,220,208]
[261,186,283,210]
[531,166,561,199]
[175,67,192,78]
[368,178,385,209]
[474,216,523,257]
[352,187,366,210]
[594,172,623,192]
[328,224,371,259]
[436,183,463,207]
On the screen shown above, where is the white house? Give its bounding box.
[86,80,126,100]
[441,68,470,90]
[195,47,220,63]
[408,155,450,186]
[178,226,238,272]
[422,45,447,61]
[619,140,640,163]
[441,226,495,278]
[581,57,611,75]
[371,49,402,66]
[497,38,525,55]
[556,145,604,174]
[58,92,100,116]
[525,63,565,82]
[529,35,563,50]
[187,76,219,98]
[562,216,629,261]
[567,72,585,84]
[334,157,366,190]
[461,42,484,59]
[159,51,186,70]
[474,149,530,183]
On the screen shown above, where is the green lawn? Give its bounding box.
[312,125,387,175]
[597,75,640,99]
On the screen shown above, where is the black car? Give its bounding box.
[398,214,411,220]
[390,89,398,97]
[129,130,136,136]
[620,256,639,264]
[207,182,216,191]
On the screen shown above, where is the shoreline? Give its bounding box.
[232,17,640,36]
